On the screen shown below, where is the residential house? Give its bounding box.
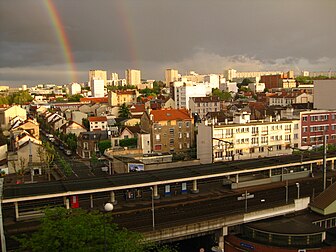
[77,131,109,158]
[140,108,195,154]
[110,125,141,149]
[60,121,87,137]
[0,105,27,129]
[88,116,107,131]
[10,119,40,140]
[7,140,43,175]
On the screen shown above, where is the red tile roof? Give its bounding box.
[150,109,191,122]
[80,97,108,103]
[88,116,107,122]
[130,104,146,113]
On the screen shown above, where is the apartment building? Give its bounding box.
[125,69,141,87]
[268,92,313,107]
[88,116,107,131]
[140,108,194,154]
[108,90,139,106]
[165,69,179,86]
[197,112,300,164]
[189,96,222,119]
[300,110,336,149]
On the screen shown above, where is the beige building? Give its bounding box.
[108,90,139,106]
[89,70,107,87]
[165,69,179,86]
[0,105,27,129]
[125,69,141,87]
[60,121,87,136]
[314,80,336,110]
[197,112,300,164]
[140,108,194,154]
[10,119,40,140]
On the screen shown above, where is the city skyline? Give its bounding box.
[1,0,336,86]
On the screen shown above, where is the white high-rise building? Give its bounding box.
[89,70,107,87]
[125,69,141,87]
[173,82,212,109]
[91,78,105,97]
[165,69,179,86]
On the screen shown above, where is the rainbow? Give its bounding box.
[44,0,77,83]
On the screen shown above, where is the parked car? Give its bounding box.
[64,149,72,156]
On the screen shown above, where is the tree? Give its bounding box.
[212,88,232,101]
[43,141,56,181]
[119,103,131,119]
[119,138,137,147]
[67,94,83,102]
[64,133,77,152]
[82,118,90,131]
[98,140,112,155]
[16,207,165,252]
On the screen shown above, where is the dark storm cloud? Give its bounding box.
[1,0,336,85]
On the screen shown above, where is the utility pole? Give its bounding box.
[323,132,327,191]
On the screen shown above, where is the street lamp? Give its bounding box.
[150,187,155,230]
[296,183,300,199]
[104,203,113,252]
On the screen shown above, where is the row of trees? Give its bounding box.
[16,207,176,252]
[0,90,33,105]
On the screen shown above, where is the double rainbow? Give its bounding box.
[44,0,77,83]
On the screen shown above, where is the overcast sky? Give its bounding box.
[1,0,336,86]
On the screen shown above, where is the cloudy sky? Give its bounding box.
[1,0,335,86]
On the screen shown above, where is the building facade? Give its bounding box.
[88,116,107,131]
[197,112,300,164]
[125,69,141,87]
[189,96,222,119]
[89,70,107,87]
[300,110,336,149]
[140,108,194,154]
[165,69,179,86]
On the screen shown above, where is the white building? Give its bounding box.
[89,70,107,87]
[248,82,266,93]
[173,82,212,109]
[204,74,220,89]
[197,112,300,164]
[91,78,105,98]
[125,69,141,87]
[67,82,82,95]
[220,81,238,93]
[88,116,108,131]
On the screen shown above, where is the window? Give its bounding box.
[155,134,160,141]
[259,147,264,152]
[178,121,182,128]
[83,142,88,150]
[294,134,298,139]
[186,121,190,128]
[179,132,182,139]
[186,132,190,138]
[154,144,162,151]
[302,116,308,121]
[169,128,174,135]
[303,127,308,133]
[169,138,174,145]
